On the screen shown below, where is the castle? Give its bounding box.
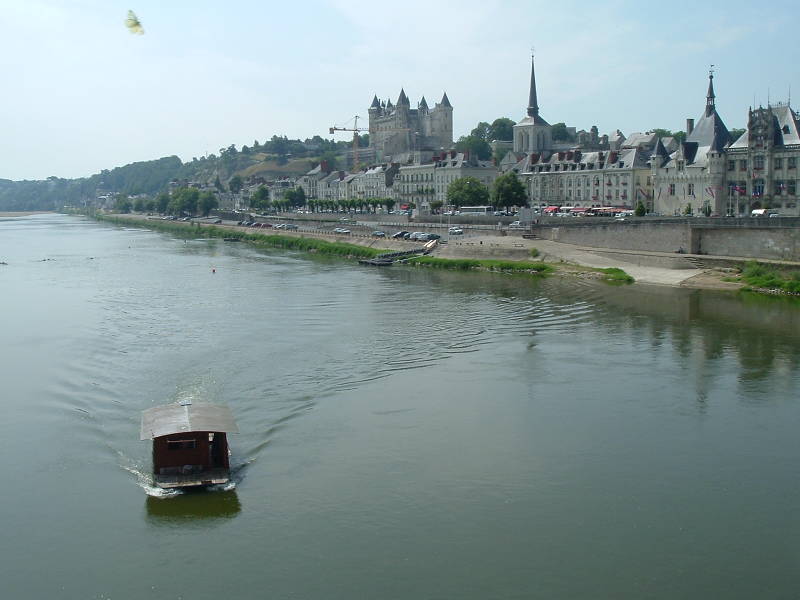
[368,90,453,162]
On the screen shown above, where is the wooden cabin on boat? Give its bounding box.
[140,400,238,489]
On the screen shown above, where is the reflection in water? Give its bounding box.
[146,490,241,524]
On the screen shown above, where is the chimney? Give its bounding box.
[686,118,694,135]
[320,160,329,172]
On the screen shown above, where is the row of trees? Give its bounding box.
[446,171,527,210]
[113,187,218,216]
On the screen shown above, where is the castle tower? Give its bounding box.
[513,54,552,154]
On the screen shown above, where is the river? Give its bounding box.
[1,213,799,599]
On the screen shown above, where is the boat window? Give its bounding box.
[167,439,197,450]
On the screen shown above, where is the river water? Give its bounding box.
[1,213,799,599]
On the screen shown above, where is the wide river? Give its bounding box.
[2,213,799,599]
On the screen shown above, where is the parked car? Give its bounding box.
[212,219,222,224]
[449,228,464,235]
[392,231,409,238]
[371,231,386,237]
[283,223,298,229]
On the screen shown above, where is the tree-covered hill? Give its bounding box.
[0,134,355,212]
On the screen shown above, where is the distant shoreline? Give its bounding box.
[0,211,54,217]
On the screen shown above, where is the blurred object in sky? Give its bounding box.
[125,10,144,35]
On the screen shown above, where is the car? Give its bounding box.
[425,233,441,240]
[508,221,525,228]
[371,231,386,237]
[212,219,222,224]
[392,231,409,238]
[448,228,464,235]
[283,223,298,229]
[273,223,285,229]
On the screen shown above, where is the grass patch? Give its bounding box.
[739,260,800,294]
[94,214,384,259]
[530,247,540,258]
[595,267,635,284]
[407,255,554,276]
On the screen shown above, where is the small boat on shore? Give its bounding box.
[140,399,238,489]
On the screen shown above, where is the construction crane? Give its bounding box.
[330,115,368,169]
[329,115,415,168]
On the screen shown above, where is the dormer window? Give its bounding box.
[677,161,685,172]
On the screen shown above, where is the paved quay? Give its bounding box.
[110,214,755,289]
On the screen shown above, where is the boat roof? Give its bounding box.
[140,401,239,440]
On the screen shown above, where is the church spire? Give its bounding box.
[527,53,539,118]
[706,65,716,116]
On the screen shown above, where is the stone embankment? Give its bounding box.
[103,213,799,290]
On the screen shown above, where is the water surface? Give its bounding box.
[1,214,799,599]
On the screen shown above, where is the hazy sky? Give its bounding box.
[2,0,798,181]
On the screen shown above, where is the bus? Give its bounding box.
[457,206,493,215]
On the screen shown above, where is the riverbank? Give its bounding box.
[95,212,800,294]
[0,211,54,217]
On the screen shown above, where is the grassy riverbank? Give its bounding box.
[407,255,554,276]
[96,214,385,259]
[732,261,800,295]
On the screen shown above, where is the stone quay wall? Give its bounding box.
[534,218,800,262]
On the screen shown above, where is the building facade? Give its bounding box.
[724,103,800,216]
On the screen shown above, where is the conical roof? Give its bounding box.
[419,96,428,110]
[370,95,380,109]
[397,88,409,106]
[686,71,730,152]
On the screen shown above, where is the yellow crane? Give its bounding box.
[329,116,368,169]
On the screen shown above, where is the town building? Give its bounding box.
[724,102,800,216]
[650,71,731,216]
[396,150,497,213]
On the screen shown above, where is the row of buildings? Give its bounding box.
[250,57,800,217]
[507,58,800,217]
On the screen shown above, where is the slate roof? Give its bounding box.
[141,402,238,440]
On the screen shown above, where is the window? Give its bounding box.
[688,183,695,196]
[789,157,797,169]
[789,180,797,196]
[167,439,197,451]
[728,160,735,171]
[775,158,783,170]
[740,160,748,171]
[669,184,675,196]
[677,161,685,172]
[753,179,764,196]
[754,155,765,170]
[775,180,784,195]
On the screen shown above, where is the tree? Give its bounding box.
[168,187,199,215]
[155,192,170,214]
[250,185,270,211]
[470,121,491,140]
[551,122,573,142]
[653,128,687,143]
[635,201,646,217]
[447,177,489,208]
[114,194,132,213]
[729,128,745,142]
[684,202,693,216]
[430,200,443,214]
[133,196,147,212]
[228,175,243,194]
[455,135,491,160]
[197,191,218,216]
[488,118,515,141]
[491,171,527,210]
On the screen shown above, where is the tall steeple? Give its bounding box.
[527,53,539,118]
[706,65,716,116]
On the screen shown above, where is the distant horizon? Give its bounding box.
[3,0,798,181]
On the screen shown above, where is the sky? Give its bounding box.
[2,0,799,181]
